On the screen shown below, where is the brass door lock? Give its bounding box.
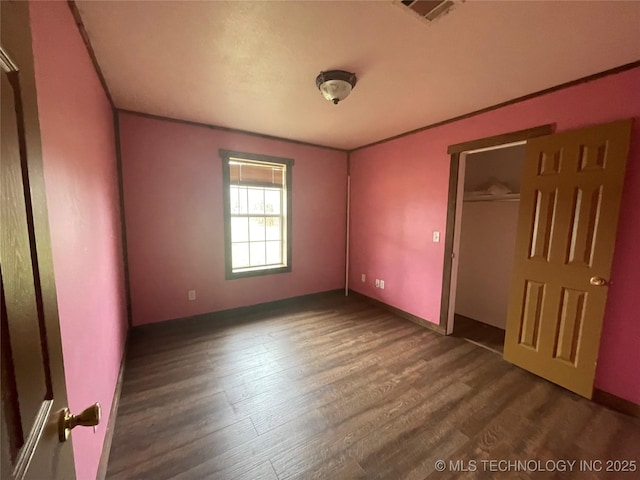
[58,403,101,442]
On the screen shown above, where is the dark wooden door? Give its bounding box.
[504,119,632,398]
[1,2,75,479]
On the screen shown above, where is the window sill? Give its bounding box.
[226,265,291,280]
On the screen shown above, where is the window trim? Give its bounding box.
[220,149,294,280]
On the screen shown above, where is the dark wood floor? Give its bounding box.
[452,314,506,354]
[106,293,640,480]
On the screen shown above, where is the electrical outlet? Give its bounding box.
[433,231,440,242]
[375,279,380,288]
[361,273,366,282]
[380,280,385,289]
[188,290,196,301]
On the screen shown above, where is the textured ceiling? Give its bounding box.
[76,1,640,150]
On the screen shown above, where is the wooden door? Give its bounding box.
[1,2,75,479]
[503,119,632,398]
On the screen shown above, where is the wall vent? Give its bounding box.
[395,0,462,24]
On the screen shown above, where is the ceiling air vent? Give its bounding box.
[395,0,461,23]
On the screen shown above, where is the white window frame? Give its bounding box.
[220,150,294,279]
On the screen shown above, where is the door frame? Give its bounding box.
[439,124,555,334]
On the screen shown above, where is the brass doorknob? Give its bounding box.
[58,403,101,442]
[590,276,607,286]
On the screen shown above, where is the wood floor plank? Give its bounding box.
[360,419,470,480]
[171,409,330,479]
[229,460,279,480]
[108,390,240,467]
[106,293,640,480]
[270,386,428,479]
[250,364,388,435]
[107,417,257,480]
[344,381,472,466]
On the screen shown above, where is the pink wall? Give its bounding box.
[349,67,640,405]
[118,112,347,325]
[29,2,128,479]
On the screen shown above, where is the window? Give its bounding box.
[220,150,293,279]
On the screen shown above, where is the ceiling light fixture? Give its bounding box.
[315,70,357,105]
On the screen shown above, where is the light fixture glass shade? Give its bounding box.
[316,70,357,105]
[319,80,353,104]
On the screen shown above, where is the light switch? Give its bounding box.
[433,231,440,243]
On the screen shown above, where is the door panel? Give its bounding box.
[504,119,632,398]
[1,2,75,478]
[1,70,50,443]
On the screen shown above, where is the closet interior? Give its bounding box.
[452,144,526,353]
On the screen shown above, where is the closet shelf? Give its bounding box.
[463,193,520,202]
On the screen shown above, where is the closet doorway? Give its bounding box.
[449,143,526,353]
[439,125,554,346]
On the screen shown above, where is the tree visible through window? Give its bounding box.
[220,150,293,279]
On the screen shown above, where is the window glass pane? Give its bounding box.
[249,217,266,241]
[232,242,250,268]
[248,188,264,214]
[249,242,266,265]
[265,217,280,240]
[231,217,249,242]
[230,187,249,214]
[230,186,239,214]
[238,187,248,214]
[264,189,281,214]
[266,241,282,264]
